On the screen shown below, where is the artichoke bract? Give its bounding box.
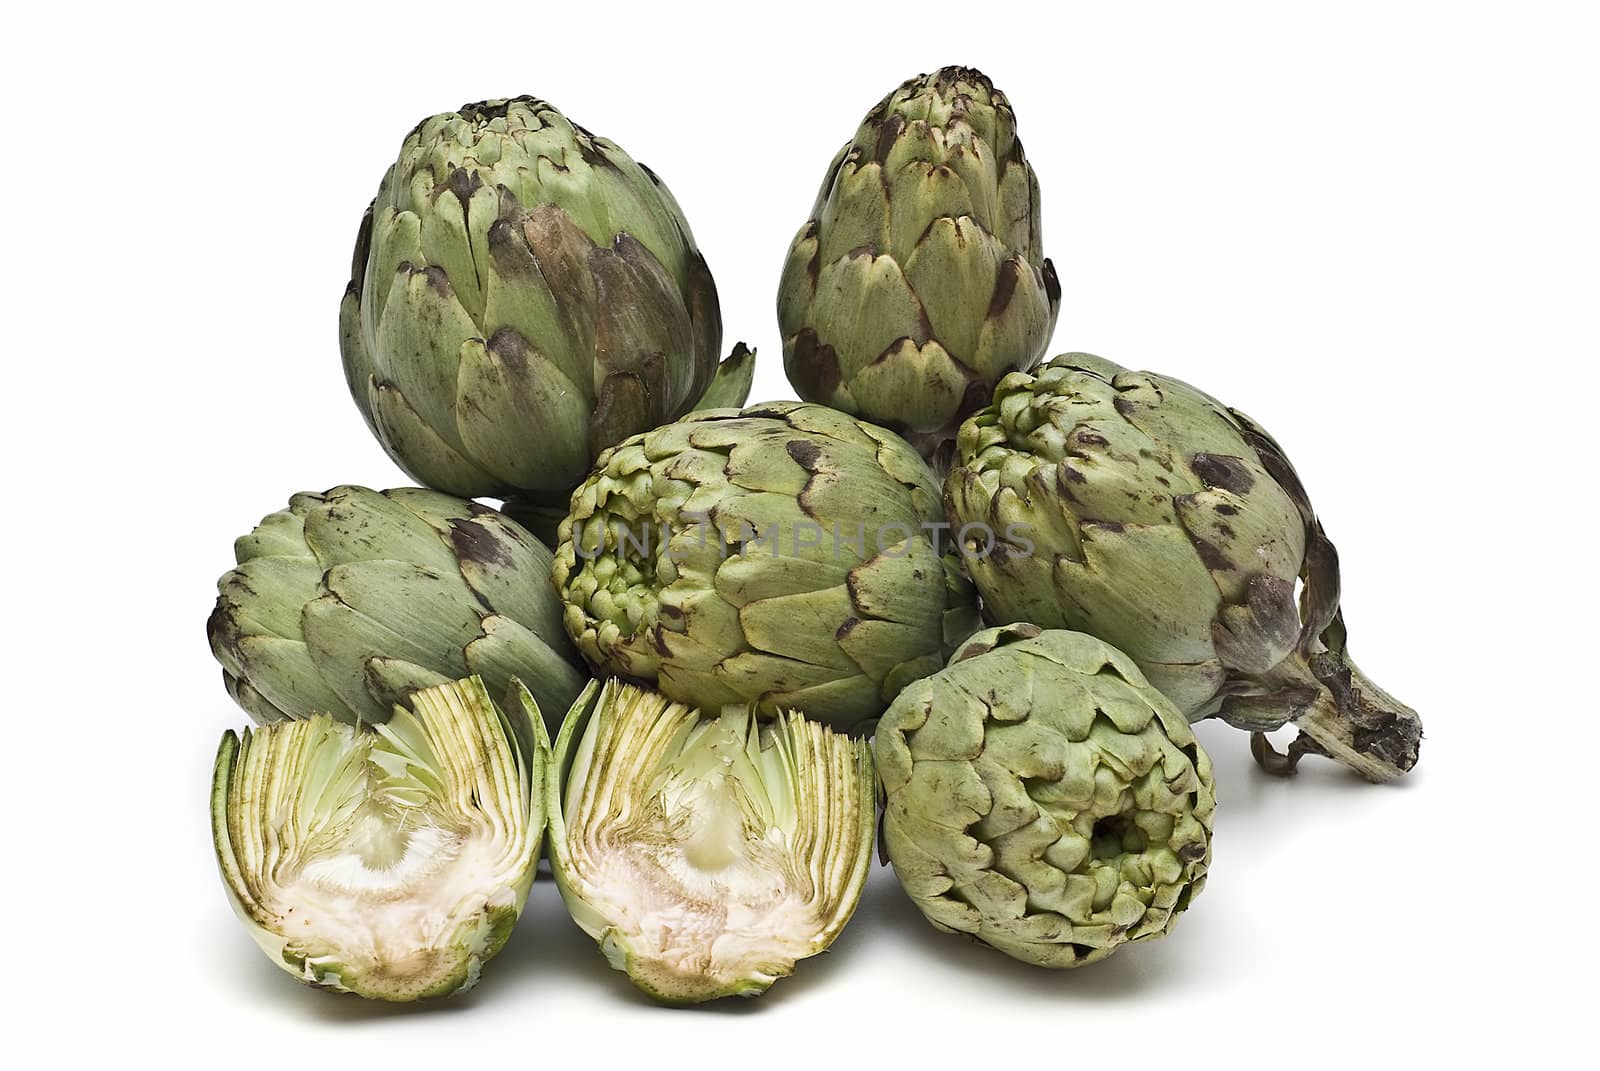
[339,97,751,524]
[211,677,546,1000]
[779,67,1060,461]
[946,354,1423,781]
[876,625,1215,969]
[549,680,874,1003]
[552,402,981,730]
[208,485,585,731]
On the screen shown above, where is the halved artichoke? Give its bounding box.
[548,680,874,1003]
[210,676,545,1001]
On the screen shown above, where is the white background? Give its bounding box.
[5,1,1596,1065]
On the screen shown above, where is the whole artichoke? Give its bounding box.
[552,402,980,730]
[876,624,1214,969]
[208,485,585,729]
[778,67,1060,462]
[212,676,545,1001]
[946,353,1422,781]
[339,97,751,526]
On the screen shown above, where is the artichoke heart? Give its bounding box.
[876,625,1215,968]
[548,680,875,1003]
[210,676,546,1001]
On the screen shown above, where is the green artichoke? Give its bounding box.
[552,402,980,730]
[211,676,546,1000]
[208,485,585,730]
[779,67,1059,461]
[548,680,874,1003]
[876,624,1214,968]
[339,97,752,527]
[946,353,1422,781]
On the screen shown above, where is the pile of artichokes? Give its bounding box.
[205,70,1420,1006]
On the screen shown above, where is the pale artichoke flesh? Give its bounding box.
[548,680,875,1003]
[210,676,545,1001]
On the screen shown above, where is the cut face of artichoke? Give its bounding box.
[210,677,545,1001]
[549,680,874,1003]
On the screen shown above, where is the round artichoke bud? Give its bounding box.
[552,402,981,730]
[946,353,1422,782]
[208,485,585,731]
[212,676,545,1001]
[339,97,752,524]
[876,624,1215,969]
[778,67,1060,462]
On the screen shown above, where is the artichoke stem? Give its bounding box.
[1256,653,1422,783]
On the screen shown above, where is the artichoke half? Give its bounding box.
[946,354,1423,781]
[211,677,545,1000]
[779,66,1059,462]
[207,485,585,732]
[339,96,752,529]
[876,625,1215,968]
[548,680,874,1003]
[552,402,980,731]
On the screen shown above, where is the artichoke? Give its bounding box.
[778,66,1059,462]
[552,402,980,730]
[208,485,585,730]
[339,96,752,527]
[946,353,1422,781]
[211,676,545,1000]
[549,679,874,1002]
[876,624,1214,968]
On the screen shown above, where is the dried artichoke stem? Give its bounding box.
[1220,635,1422,783]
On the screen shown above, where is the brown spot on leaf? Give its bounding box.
[786,439,823,470]
[1191,454,1256,495]
[1192,538,1233,571]
[422,265,454,298]
[787,329,843,402]
[450,520,513,570]
[987,258,1021,319]
[1042,258,1061,305]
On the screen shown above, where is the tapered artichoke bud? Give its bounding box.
[779,67,1060,462]
[946,354,1422,781]
[876,625,1215,968]
[548,680,874,1002]
[340,97,751,520]
[552,403,981,730]
[211,676,546,1000]
[208,485,585,732]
